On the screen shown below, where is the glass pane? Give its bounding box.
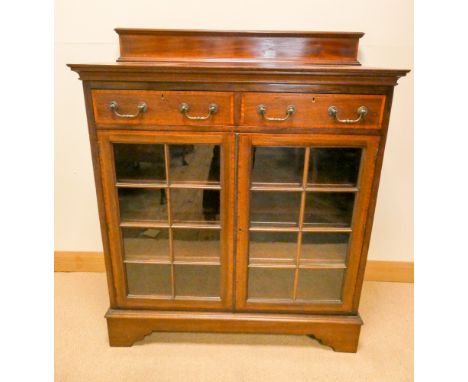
[303,192,355,227]
[114,144,165,183]
[301,232,349,266]
[250,191,301,227]
[173,229,220,263]
[126,264,171,296]
[249,231,297,265]
[296,269,345,301]
[122,227,170,262]
[308,148,362,186]
[248,268,294,300]
[251,147,304,185]
[175,265,220,298]
[118,188,168,222]
[171,188,220,224]
[170,144,220,185]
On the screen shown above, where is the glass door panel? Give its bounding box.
[236,134,379,313]
[251,146,304,186]
[175,265,220,298]
[248,268,295,300]
[250,191,301,227]
[114,143,166,184]
[170,144,220,186]
[173,228,220,264]
[118,188,168,223]
[303,192,355,227]
[99,132,233,310]
[249,231,297,266]
[171,188,220,224]
[300,232,349,266]
[308,148,362,186]
[122,227,170,263]
[296,269,345,301]
[126,264,172,296]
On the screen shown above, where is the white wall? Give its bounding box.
[55,0,413,261]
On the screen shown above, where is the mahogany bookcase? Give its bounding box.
[69,28,408,352]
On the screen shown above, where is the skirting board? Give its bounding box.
[54,251,413,283]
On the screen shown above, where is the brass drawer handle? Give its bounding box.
[257,104,296,121]
[179,103,218,120]
[109,101,147,118]
[328,105,368,124]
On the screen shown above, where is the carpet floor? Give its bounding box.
[55,273,413,381]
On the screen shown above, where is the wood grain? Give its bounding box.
[69,63,409,86]
[106,308,362,352]
[241,93,385,129]
[92,90,234,127]
[116,28,363,65]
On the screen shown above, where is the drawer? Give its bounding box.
[92,90,235,127]
[240,93,385,129]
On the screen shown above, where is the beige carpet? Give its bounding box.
[55,273,413,381]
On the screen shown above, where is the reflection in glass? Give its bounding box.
[173,229,220,262]
[170,144,220,185]
[296,269,345,301]
[304,192,355,227]
[118,188,167,222]
[126,264,171,296]
[171,189,220,223]
[301,232,349,265]
[308,148,362,186]
[114,144,165,183]
[250,191,301,227]
[249,231,297,265]
[248,268,294,300]
[122,227,170,262]
[251,147,304,185]
[175,265,220,297]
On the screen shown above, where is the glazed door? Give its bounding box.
[98,131,234,310]
[235,134,379,313]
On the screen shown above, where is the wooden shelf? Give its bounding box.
[125,255,220,266]
[248,259,346,270]
[249,259,296,268]
[170,182,221,190]
[249,225,352,233]
[124,255,170,265]
[116,181,221,190]
[120,220,221,230]
[120,220,169,229]
[299,260,346,269]
[249,223,299,232]
[116,180,167,189]
[171,222,221,230]
[250,183,358,193]
[246,297,342,305]
[302,226,352,233]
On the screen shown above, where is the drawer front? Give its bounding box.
[92,90,235,127]
[241,93,385,129]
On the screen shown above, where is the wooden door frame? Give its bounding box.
[235,133,380,314]
[97,130,235,311]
